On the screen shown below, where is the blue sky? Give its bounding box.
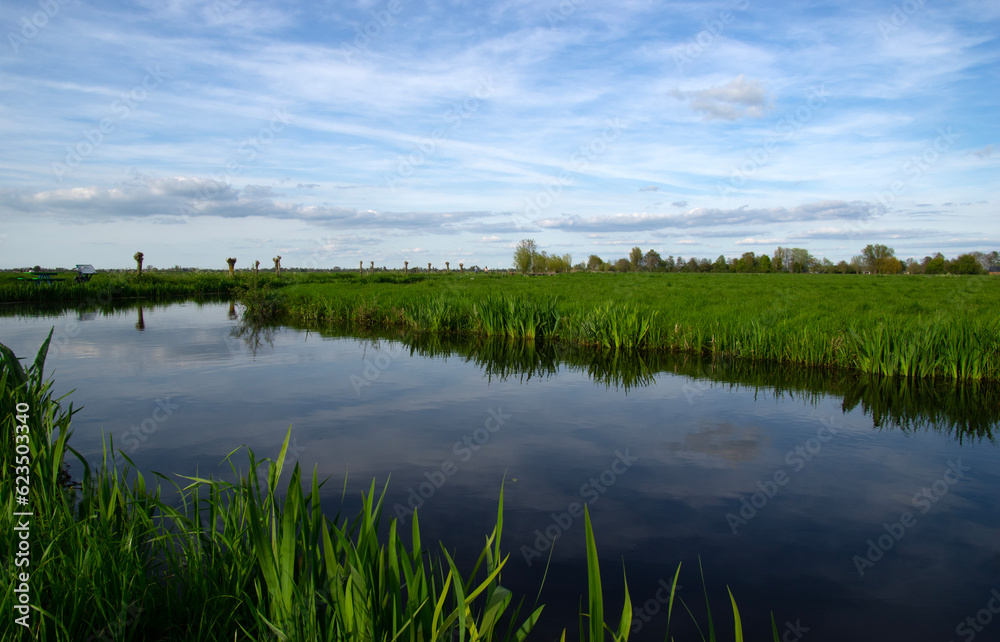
[1,0,997,269]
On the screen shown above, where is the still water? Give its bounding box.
[2,301,998,641]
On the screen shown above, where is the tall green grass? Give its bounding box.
[0,271,245,304]
[1,333,774,641]
[472,294,560,339]
[273,272,1000,382]
[10,269,993,381]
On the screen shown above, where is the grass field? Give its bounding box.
[0,270,239,304]
[270,271,1000,381]
[4,269,998,381]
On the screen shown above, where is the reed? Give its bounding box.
[270,272,1000,381]
[471,294,560,339]
[0,271,243,304]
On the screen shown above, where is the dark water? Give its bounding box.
[2,301,998,641]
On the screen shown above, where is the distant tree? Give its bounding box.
[773,247,793,272]
[643,249,663,272]
[674,256,684,272]
[629,247,643,272]
[713,255,729,272]
[587,254,604,271]
[685,257,699,272]
[950,253,985,275]
[835,260,852,274]
[984,251,1000,269]
[789,248,815,273]
[698,258,712,272]
[861,244,898,274]
[664,255,676,272]
[736,251,757,273]
[614,258,630,272]
[758,254,772,272]
[552,253,573,273]
[925,253,946,274]
[514,239,536,273]
[905,258,923,274]
[534,251,550,273]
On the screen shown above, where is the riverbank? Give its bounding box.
[271,272,1000,381]
[4,270,998,381]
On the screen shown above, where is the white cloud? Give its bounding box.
[668,75,773,121]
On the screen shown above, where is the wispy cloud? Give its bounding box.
[537,201,883,232]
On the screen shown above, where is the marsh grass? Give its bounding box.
[472,294,560,339]
[0,270,243,305]
[275,272,1000,382]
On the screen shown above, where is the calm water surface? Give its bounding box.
[2,301,998,641]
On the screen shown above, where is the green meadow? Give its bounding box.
[271,271,1000,381]
[3,269,999,381]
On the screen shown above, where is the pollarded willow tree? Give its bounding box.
[134,252,144,275]
[226,257,237,276]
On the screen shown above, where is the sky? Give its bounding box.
[1,0,998,270]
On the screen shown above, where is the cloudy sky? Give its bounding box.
[1,0,998,269]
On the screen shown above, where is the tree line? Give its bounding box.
[513,240,1000,275]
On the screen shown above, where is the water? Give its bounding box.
[2,301,998,641]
